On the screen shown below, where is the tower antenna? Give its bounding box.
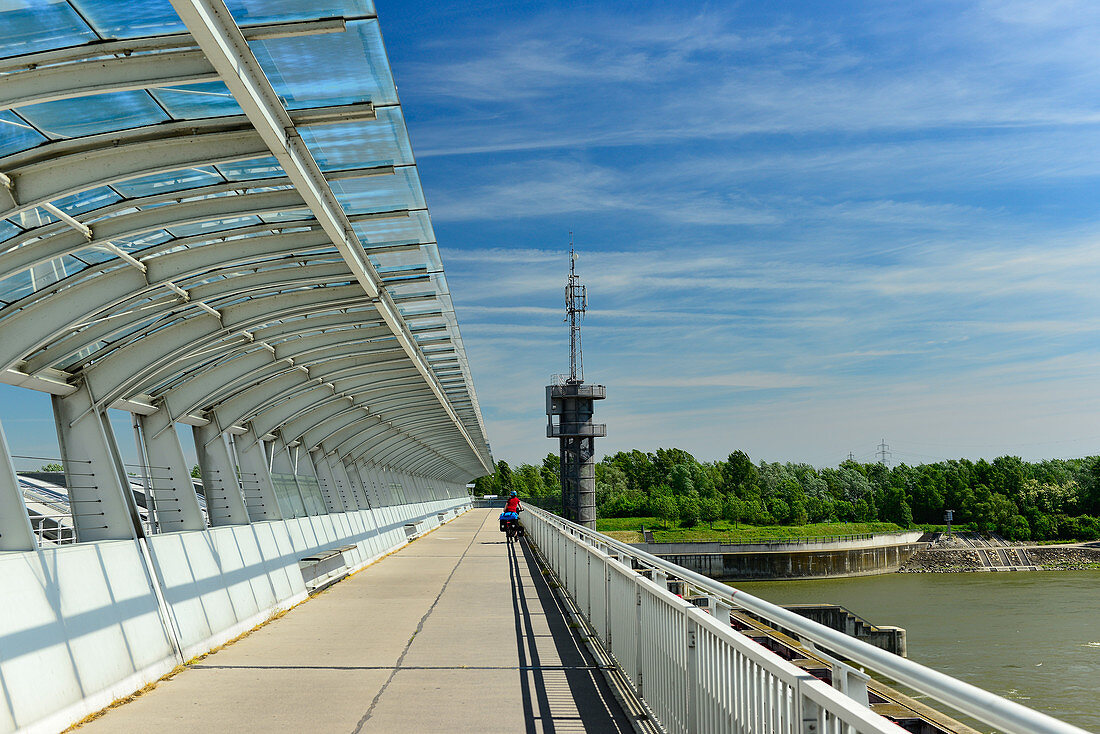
[545,234,605,529]
[565,232,587,383]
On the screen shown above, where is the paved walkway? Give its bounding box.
[79,509,633,733]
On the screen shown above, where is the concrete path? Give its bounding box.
[78,509,634,733]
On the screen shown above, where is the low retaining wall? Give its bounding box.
[0,498,470,734]
[642,534,925,580]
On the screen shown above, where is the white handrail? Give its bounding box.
[524,505,1091,734]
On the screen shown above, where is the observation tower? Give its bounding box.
[545,242,606,528]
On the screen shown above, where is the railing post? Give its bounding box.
[634,575,644,697]
[686,611,699,734]
[799,679,821,734]
[604,554,613,649]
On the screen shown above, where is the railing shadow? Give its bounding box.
[507,535,632,733]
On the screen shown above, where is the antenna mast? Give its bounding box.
[565,233,587,383]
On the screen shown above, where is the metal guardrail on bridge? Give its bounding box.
[523,506,1090,734]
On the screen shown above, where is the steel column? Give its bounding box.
[192,422,250,526]
[233,425,281,522]
[51,382,141,541]
[137,406,206,532]
[0,419,35,550]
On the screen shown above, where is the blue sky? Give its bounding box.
[5,0,1100,470]
[383,0,1100,466]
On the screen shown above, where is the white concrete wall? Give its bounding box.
[0,498,471,734]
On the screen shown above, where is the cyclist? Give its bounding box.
[504,491,521,514]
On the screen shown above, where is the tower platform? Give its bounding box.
[75,510,632,733]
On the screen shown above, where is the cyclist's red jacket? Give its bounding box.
[505,496,521,513]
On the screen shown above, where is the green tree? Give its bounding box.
[496,460,514,495]
[650,490,678,529]
[668,463,695,496]
[768,497,791,524]
[700,495,723,528]
[721,451,757,496]
[191,464,202,479]
[472,474,497,497]
[40,463,63,472]
[678,493,701,526]
[722,496,744,525]
[882,486,913,527]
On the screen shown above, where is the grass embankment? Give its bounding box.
[595,517,904,544]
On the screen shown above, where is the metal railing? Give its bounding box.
[547,381,607,399]
[523,505,1090,734]
[546,422,607,437]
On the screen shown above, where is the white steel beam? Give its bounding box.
[0,50,218,111]
[0,105,375,220]
[0,17,353,74]
[168,0,491,474]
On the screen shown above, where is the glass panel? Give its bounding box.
[68,246,115,267]
[112,167,223,198]
[331,168,426,215]
[0,219,22,245]
[352,210,433,245]
[52,187,123,216]
[302,107,415,169]
[165,216,263,239]
[0,269,32,304]
[257,210,313,223]
[0,111,48,157]
[0,255,84,303]
[0,1,97,59]
[270,473,307,518]
[72,0,186,38]
[226,0,374,23]
[149,82,243,120]
[113,229,174,254]
[9,208,57,230]
[216,157,284,181]
[18,91,169,138]
[296,475,328,515]
[251,20,397,110]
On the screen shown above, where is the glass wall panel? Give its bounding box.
[296,475,328,515]
[271,472,307,518]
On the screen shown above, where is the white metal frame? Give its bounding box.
[524,506,1091,734]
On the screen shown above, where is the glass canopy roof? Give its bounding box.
[0,0,489,481]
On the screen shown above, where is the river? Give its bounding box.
[732,572,1100,732]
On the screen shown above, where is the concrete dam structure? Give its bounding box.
[632,532,927,580]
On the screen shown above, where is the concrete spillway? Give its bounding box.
[632,531,927,580]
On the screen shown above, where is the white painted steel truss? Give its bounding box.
[0,0,489,548]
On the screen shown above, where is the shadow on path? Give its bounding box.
[508,536,633,733]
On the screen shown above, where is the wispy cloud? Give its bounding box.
[379,2,1100,465]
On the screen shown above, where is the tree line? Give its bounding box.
[472,449,1100,540]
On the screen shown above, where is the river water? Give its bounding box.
[732,572,1100,732]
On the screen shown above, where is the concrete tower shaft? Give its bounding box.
[546,381,606,527]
